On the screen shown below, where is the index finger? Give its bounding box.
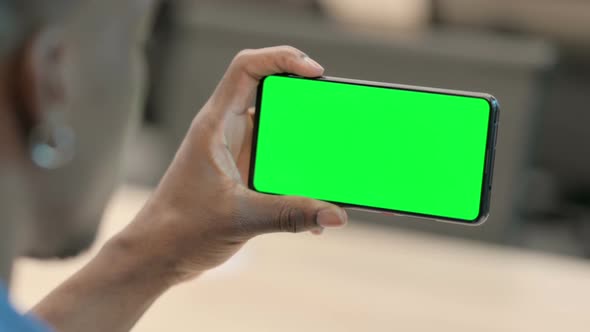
[207,46,325,116]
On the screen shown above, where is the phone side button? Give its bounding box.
[489,148,497,190]
[493,124,499,147]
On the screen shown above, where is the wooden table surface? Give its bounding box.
[11,185,590,331]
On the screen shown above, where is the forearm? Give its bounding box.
[31,227,178,332]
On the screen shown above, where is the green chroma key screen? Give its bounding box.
[252,75,492,222]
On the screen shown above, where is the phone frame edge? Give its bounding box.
[248,74,500,227]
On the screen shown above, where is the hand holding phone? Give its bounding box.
[249,74,499,224]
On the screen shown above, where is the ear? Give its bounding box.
[18,27,70,128]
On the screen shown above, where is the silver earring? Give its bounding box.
[29,110,75,169]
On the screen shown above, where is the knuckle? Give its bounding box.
[277,204,305,233]
[277,45,300,56]
[280,53,296,70]
[232,49,255,66]
[278,45,301,60]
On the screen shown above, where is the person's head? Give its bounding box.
[0,0,159,259]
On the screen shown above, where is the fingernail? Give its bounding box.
[316,209,345,228]
[340,208,348,225]
[303,56,324,71]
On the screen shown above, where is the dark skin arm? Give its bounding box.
[32,46,347,332]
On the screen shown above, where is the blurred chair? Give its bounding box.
[144,1,556,243]
[434,0,590,253]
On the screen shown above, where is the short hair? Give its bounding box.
[0,1,79,55]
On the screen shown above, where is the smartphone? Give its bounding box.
[249,74,499,225]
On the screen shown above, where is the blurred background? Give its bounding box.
[12,0,590,331]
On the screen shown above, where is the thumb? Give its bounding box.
[238,191,348,236]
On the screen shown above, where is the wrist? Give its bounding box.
[105,199,205,287]
[100,233,176,290]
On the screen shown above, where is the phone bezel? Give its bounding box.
[248,74,500,225]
